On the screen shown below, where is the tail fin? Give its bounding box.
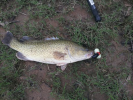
[2,31,13,46]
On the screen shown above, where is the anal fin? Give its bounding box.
[16,52,29,61]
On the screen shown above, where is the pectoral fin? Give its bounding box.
[16,52,29,61]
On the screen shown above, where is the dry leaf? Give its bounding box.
[124,2,132,16]
[0,21,5,27]
[125,2,132,7]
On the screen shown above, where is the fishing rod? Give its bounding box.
[87,0,101,22]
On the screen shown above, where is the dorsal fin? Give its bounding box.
[19,36,33,42]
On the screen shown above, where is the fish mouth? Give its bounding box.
[88,51,94,58]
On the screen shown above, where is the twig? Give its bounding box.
[19,12,27,16]
[131,56,133,70]
[0,20,19,27]
[130,39,133,52]
[129,33,133,52]
[47,64,50,71]
[7,20,20,25]
[0,21,5,27]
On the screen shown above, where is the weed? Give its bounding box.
[0,43,25,99]
[51,75,61,93]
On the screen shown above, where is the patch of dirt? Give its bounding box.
[105,40,131,72]
[90,88,108,100]
[65,5,91,21]
[0,27,6,34]
[78,62,97,76]
[125,82,133,97]
[45,4,94,38]
[45,18,65,38]
[22,61,48,81]
[46,19,59,29]
[25,83,56,100]
[15,9,29,25]
[19,62,58,100]
[0,27,6,40]
[59,73,76,92]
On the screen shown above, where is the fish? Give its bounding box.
[2,32,101,70]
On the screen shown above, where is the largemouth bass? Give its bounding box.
[2,32,101,70]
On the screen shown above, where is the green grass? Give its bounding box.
[0,42,25,100]
[0,0,133,100]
